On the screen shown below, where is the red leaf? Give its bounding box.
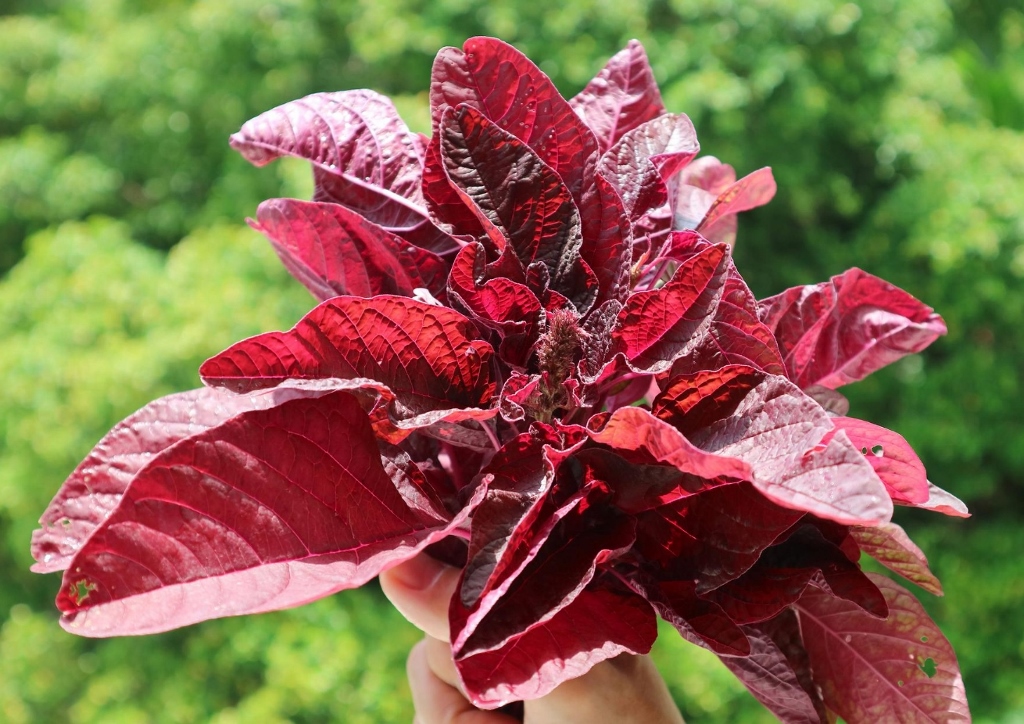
[199,295,496,420]
[611,243,730,373]
[57,392,478,636]
[851,523,944,596]
[251,199,448,301]
[448,244,544,367]
[796,574,971,723]
[32,388,277,574]
[231,90,434,235]
[439,105,596,311]
[720,610,830,724]
[431,37,600,204]
[588,406,753,499]
[577,174,632,306]
[569,39,666,152]
[455,578,657,708]
[759,268,948,389]
[420,133,487,241]
[829,417,929,504]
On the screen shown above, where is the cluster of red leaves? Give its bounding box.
[33,38,971,722]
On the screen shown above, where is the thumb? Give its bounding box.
[379,553,461,642]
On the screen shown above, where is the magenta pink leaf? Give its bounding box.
[199,295,496,419]
[455,578,657,709]
[430,37,600,204]
[851,523,944,596]
[655,368,892,525]
[611,243,729,373]
[696,167,777,243]
[911,482,971,518]
[57,391,478,636]
[829,417,929,504]
[231,90,433,233]
[32,387,282,574]
[796,574,971,723]
[598,114,699,222]
[759,268,948,390]
[251,198,448,301]
[720,610,830,724]
[569,39,666,152]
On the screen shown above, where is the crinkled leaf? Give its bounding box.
[569,39,666,152]
[251,198,447,301]
[430,37,600,204]
[577,174,631,306]
[448,243,543,367]
[439,105,595,311]
[851,523,944,596]
[456,577,657,709]
[611,243,729,373]
[796,574,971,723]
[720,610,829,724]
[199,295,495,419]
[420,134,487,240]
[759,268,948,390]
[57,392,477,636]
[829,417,929,504]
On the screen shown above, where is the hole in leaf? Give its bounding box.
[921,635,928,643]
[871,444,884,457]
[920,657,938,678]
[61,518,72,529]
[71,579,97,605]
[897,680,904,687]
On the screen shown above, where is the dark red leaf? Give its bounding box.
[569,39,666,152]
[611,243,729,373]
[420,134,487,240]
[455,577,657,708]
[631,575,751,656]
[796,574,971,723]
[851,523,944,596]
[704,523,888,624]
[829,417,929,504]
[720,610,830,724]
[199,295,496,424]
[251,198,448,301]
[57,392,478,636]
[439,105,596,312]
[759,268,948,390]
[430,37,600,204]
[576,174,632,306]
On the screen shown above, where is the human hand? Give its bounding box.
[379,553,685,724]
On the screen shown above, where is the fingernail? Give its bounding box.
[389,553,447,591]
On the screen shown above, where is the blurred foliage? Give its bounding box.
[1,0,1022,721]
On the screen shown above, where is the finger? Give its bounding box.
[407,637,520,724]
[524,654,684,724]
[379,553,461,642]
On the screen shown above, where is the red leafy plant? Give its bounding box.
[33,38,972,723]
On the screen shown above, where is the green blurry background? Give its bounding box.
[1,0,1021,721]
